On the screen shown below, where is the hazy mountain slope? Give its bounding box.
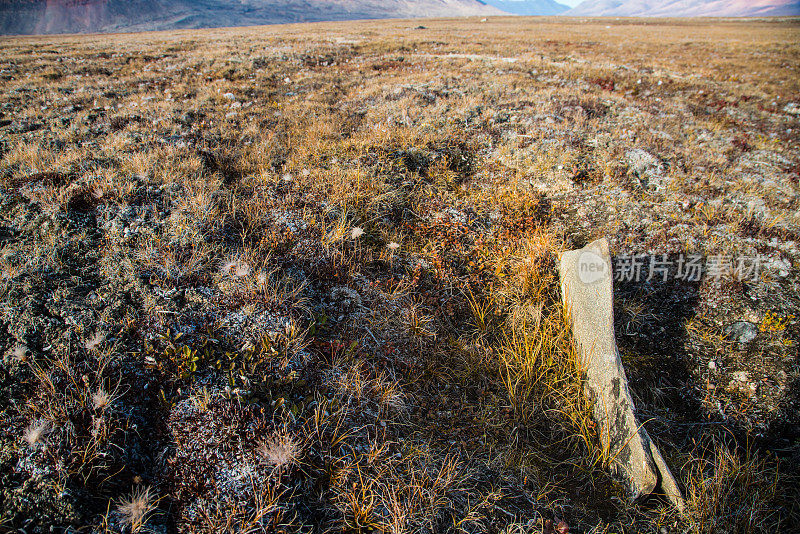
[481,0,569,15]
[646,0,800,16]
[0,0,193,35]
[566,0,800,16]
[0,0,504,35]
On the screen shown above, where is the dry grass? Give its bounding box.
[0,15,797,534]
[682,437,797,534]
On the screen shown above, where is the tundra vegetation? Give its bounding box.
[0,16,798,533]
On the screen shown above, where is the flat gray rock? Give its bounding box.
[559,238,683,509]
[724,321,759,345]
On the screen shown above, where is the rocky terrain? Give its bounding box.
[0,16,798,533]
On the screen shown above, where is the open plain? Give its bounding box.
[0,16,799,533]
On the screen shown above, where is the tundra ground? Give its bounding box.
[0,16,798,533]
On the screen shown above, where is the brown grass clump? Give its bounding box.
[682,438,797,534]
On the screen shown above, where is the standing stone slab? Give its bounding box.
[559,238,683,509]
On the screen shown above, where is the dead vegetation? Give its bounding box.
[0,15,798,533]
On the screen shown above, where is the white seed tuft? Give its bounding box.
[23,420,50,448]
[258,432,301,469]
[92,388,113,410]
[117,486,158,532]
[84,331,106,351]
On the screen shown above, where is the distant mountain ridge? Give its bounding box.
[567,0,800,17]
[0,0,504,35]
[2,0,797,35]
[481,0,569,16]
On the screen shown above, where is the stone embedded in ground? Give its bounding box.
[732,370,750,382]
[625,148,667,190]
[784,102,800,115]
[647,438,684,511]
[723,321,759,345]
[559,238,684,510]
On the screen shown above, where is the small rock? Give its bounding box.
[723,321,758,345]
[765,257,791,278]
[783,102,800,115]
[625,149,668,190]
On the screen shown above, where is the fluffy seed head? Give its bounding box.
[23,420,49,448]
[12,344,28,361]
[84,331,106,351]
[351,227,364,239]
[221,259,250,278]
[234,261,251,277]
[92,388,112,410]
[387,242,400,251]
[117,485,157,532]
[258,432,301,469]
